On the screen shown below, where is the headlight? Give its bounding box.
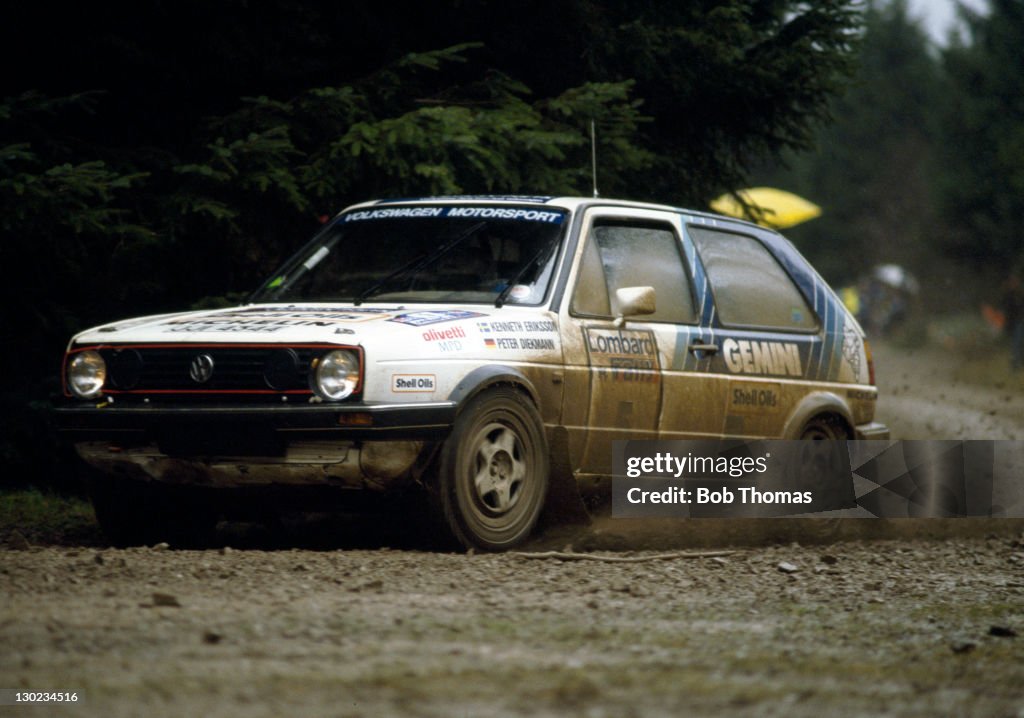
[67,350,107,399]
[311,350,360,401]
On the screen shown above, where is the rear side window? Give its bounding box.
[572,222,696,324]
[689,227,817,331]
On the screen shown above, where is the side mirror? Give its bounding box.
[614,286,656,327]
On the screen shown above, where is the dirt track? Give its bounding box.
[871,342,1024,440]
[2,537,1023,717]
[2,343,1023,717]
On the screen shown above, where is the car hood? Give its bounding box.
[69,303,538,347]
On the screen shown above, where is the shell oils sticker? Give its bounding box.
[388,310,486,327]
[728,382,782,414]
[584,327,660,382]
[161,307,394,333]
[721,339,803,377]
[391,374,437,393]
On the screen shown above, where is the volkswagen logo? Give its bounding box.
[189,354,215,384]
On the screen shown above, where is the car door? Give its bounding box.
[558,206,723,477]
[686,223,822,437]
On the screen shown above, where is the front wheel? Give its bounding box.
[433,387,549,551]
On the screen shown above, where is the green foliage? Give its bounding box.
[2,151,147,233]
[753,0,945,285]
[750,0,1024,311]
[938,0,1024,271]
[1,3,867,317]
[581,0,862,203]
[0,93,159,490]
[169,45,653,276]
[0,93,150,243]
[0,489,101,544]
[0,93,154,340]
[175,126,308,227]
[0,1,865,490]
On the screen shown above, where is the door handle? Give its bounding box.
[688,343,718,355]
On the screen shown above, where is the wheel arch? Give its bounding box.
[442,365,589,537]
[447,365,541,415]
[782,391,855,439]
[435,381,550,550]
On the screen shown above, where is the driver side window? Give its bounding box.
[571,221,696,323]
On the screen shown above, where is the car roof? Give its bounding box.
[342,195,770,234]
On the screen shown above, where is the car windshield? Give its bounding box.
[252,205,568,305]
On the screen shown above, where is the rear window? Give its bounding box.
[689,227,817,332]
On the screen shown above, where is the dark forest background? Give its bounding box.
[1,0,1021,490]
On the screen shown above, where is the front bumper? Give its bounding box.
[55,400,458,490]
[54,400,458,446]
[55,397,456,436]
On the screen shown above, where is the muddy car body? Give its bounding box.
[57,196,888,549]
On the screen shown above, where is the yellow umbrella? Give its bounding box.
[709,187,821,229]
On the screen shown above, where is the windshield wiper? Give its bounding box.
[353,221,486,305]
[352,249,430,306]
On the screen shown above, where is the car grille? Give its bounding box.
[96,345,323,394]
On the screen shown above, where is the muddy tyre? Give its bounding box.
[434,388,549,551]
[799,415,850,440]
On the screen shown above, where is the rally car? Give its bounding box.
[56,196,888,550]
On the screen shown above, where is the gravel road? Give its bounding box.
[1,343,1023,717]
[2,538,1023,717]
[872,342,1024,440]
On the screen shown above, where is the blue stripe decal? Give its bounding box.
[823,284,839,381]
[821,285,834,381]
[809,282,824,379]
[825,288,839,381]
[671,325,693,372]
[677,215,716,372]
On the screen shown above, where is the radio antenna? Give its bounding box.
[590,119,599,198]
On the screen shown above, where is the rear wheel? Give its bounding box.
[433,387,549,551]
[799,414,850,440]
[798,415,850,540]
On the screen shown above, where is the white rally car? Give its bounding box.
[57,196,888,549]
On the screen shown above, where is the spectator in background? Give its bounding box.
[1004,269,1024,371]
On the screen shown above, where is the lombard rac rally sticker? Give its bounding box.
[391,374,436,393]
[585,327,659,381]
